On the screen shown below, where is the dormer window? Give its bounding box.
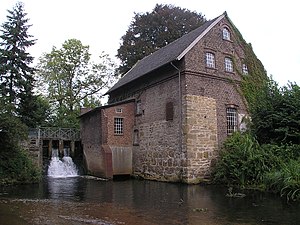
[242,64,248,75]
[222,28,231,41]
[205,52,215,68]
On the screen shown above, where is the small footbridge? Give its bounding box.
[27,127,81,167]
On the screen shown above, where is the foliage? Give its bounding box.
[261,143,300,161]
[0,2,36,116]
[117,4,206,75]
[0,108,41,185]
[0,2,49,128]
[240,44,270,114]
[252,82,300,144]
[213,132,300,201]
[212,133,280,186]
[0,148,41,185]
[18,89,51,127]
[36,39,117,127]
[264,159,300,201]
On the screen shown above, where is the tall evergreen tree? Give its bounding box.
[0,2,36,123]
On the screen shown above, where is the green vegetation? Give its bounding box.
[213,81,300,201]
[0,108,41,185]
[117,4,206,75]
[0,2,116,184]
[213,20,300,201]
[36,39,117,128]
[0,2,42,185]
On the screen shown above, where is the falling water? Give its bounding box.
[48,148,78,178]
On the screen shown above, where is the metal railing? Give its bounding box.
[29,127,80,140]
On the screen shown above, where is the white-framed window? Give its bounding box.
[225,57,233,72]
[115,108,123,113]
[226,108,237,135]
[223,28,231,40]
[206,52,215,68]
[114,117,123,135]
[242,64,248,75]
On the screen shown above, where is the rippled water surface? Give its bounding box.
[1,177,300,225]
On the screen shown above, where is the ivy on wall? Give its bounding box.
[230,20,270,114]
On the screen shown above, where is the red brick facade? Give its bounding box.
[80,100,135,177]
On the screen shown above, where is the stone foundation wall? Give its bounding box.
[132,76,184,182]
[133,121,183,182]
[182,95,218,183]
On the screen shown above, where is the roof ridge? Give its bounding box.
[107,12,226,94]
[176,13,225,60]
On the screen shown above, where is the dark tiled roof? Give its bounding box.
[107,13,224,94]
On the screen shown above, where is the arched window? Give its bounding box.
[222,28,231,40]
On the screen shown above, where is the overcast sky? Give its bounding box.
[1,0,299,86]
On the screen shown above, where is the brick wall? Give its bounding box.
[80,109,108,177]
[104,102,135,146]
[184,16,248,146]
[80,100,135,177]
[103,102,135,175]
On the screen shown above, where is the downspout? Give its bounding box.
[170,61,183,180]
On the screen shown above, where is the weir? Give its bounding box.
[48,148,78,178]
[27,127,81,169]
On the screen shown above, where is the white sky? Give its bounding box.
[1,0,299,86]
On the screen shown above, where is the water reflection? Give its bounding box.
[47,177,79,200]
[1,177,300,225]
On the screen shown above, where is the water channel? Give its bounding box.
[1,151,300,225]
[1,176,300,225]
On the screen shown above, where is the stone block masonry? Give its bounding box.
[182,95,218,183]
[133,120,183,182]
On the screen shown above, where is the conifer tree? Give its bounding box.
[0,2,36,123]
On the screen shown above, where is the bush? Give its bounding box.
[0,148,41,185]
[0,111,41,185]
[264,159,300,201]
[212,132,276,186]
[261,144,300,160]
[213,132,300,201]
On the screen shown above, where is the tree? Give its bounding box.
[18,93,52,127]
[0,2,36,117]
[37,39,117,127]
[252,81,300,144]
[0,102,41,185]
[117,4,206,75]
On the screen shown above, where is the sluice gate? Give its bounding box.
[27,127,81,167]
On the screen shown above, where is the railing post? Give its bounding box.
[37,127,40,147]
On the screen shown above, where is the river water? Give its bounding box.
[1,176,300,225]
